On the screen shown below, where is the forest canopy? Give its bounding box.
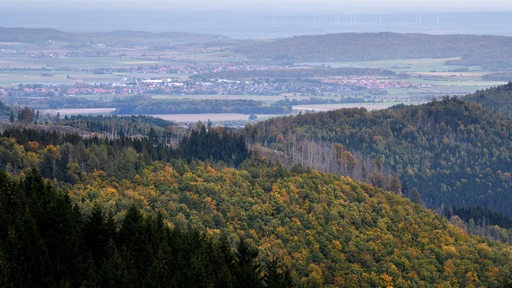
[1,124,512,286]
[252,94,512,222]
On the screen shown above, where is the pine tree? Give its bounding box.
[264,257,294,288]
[235,239,262,288]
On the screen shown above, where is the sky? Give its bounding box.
[3,0,512,12]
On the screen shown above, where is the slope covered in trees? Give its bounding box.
[49,159,512,287]
[252,97,512,220]
[0,121,249,181]
[1,127,512,286]
[0,169,286,288]
[234,33,512,69]
[464,82,512,118]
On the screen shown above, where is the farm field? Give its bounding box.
[41,108,117,115]
[301,57,477,72]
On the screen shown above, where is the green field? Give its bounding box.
[0,56,150,68]
[0,71,125,87]
[341,58,508,100]
[168,50,247,63]
[327,57,482,73]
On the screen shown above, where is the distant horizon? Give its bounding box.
[1,8,511,38]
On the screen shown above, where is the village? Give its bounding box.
[0,61,431,105]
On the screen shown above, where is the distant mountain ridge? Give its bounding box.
[3,28,512,70]
[0,26,232,47]
[234,32,512,69]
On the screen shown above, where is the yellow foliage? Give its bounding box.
[444,259,456,275]
[306,264,323,287]
[380,273,393,286]
[331,240,342,251]
[441,245,458,257]
[206,228,221,238]
[466,271,478,282]
[27,141,40,151]
[476,243,493,258]
[44,144,59,157]
[25,151,41,168]
[103,186,119,197]
[60,157,512,287]
[206,166,218,175]
[486,266,499,281]
[271,186,289,204]
[204,196,217,211]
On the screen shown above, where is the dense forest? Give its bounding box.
[0,169,290,287]
[113,98,292,115]
[55,114,177,139]
[464,82,512,118]
[0,120,249,181]
[251,95,512,222]
[1,124,512,286]
[14,96,292,115]
[234,33,512,69]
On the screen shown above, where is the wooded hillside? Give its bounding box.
[252,96,512,221]
[0,169,285,287]
[1,125,512,286]
[234,33,512,69]
[464,82,512,118]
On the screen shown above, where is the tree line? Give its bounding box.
[0,120,250,182]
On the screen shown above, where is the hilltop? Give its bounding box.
[251,94,512,223]
[234,32,512,69]
[464,82,512,118]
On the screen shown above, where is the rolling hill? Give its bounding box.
[1,123,512,286]
[234,32,512,69]
[252,93,512,220]
[0,27,233,49]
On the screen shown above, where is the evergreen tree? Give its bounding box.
[235,239,262,288]
[264,257,294,288]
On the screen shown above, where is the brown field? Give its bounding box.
[41,108,117,115]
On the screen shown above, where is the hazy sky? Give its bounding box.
[4,0,512,12]
[2,0,512,37]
